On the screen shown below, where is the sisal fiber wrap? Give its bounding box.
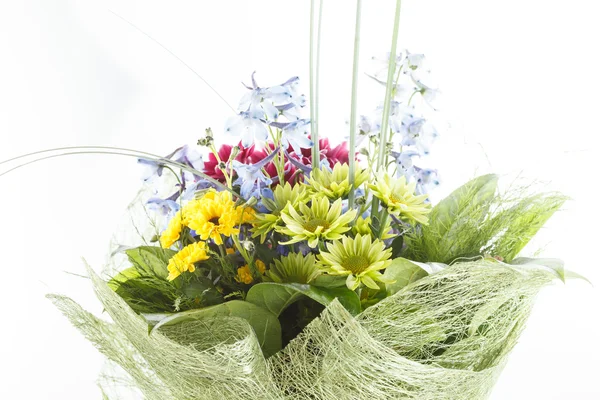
[48,259,554,399]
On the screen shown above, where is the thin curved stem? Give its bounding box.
[109,10,236,113]
[0,147,244,201]
[348,0,363,210]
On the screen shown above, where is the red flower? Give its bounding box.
[292,138,350,168]
[264,161,300,186]
[203,142,266,182]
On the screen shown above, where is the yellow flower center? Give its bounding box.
[341,255,370,274]
[389,193,403,204]
[303,218,330,233]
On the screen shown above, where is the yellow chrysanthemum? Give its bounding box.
[236,260,266,284]
[305,162,369,199]
[277,197,357,248]
[160,210,184,248]
[252,182,308,242]
[369,172,432,225]
[160,189,254,248]
[167,241,210,281]
[267,253,321,284]
[318,234,393,290]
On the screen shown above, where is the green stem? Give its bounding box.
[371,0,402,233]
[378,211,389,240]
[309,0,323,170]
[376,0,402,171]
[348,0,363,210]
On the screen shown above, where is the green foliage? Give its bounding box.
[246,282,361,317]
[151,300,282,357]
[482,193,568,261]
[108,267,182,314]
[126,246,176,280]
[404,175,568,263]
[390,235,404,258]
[383,258,429,295]
[108,245,223,314]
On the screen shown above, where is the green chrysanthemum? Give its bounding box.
[252,183,308,243]
[352,215,396,240]
[266,252,321,284]
[305,162,369,199]
[318,234,393,290]
[369,172,432,225]
[277,197,357,248]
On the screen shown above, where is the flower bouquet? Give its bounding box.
[4,2,587,399]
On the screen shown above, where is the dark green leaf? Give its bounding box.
[390,235,405,258]
[182,277,223,306]
[246,282,361,317]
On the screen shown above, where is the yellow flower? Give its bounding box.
[235,260,266,284]
[369,172,432,225]
[167,241,210,281]
[160,189,254,248]
[318,234,393,290]
[277,197,357,248]
[160,210,184,248]
[306,162,369,199]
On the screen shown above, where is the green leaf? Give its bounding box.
[383,258,429,295]
[390,235,404,258]
[431,174,498,238]
[126,246,176,280]
[512,257,592,284]
[107,267,141,291]
[152,300,282,357]
[312,274,347,288]
[141,312,172,327]
[182,277,224,306]
[246,282,361,317]
[489,194,567,262]
[406,174,499,263]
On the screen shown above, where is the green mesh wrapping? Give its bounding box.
[48,259,556,399]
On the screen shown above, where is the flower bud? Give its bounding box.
[242,240,255,253]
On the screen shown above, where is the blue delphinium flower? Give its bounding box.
[225,111,270,148]
[269,119,313,155]
[414,166,440,194]
[171,145,204,177]
[138,145,204,182]
[146,198,180,231]
[147,198,180,218]
[232,148,279,199]
[359,50,442,196]
[225,73,307,147]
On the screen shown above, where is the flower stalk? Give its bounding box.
[348,0,363,210]
[309,0,323,170]
[371,0,403,233]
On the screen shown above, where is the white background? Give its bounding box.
[1,1,599,398]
